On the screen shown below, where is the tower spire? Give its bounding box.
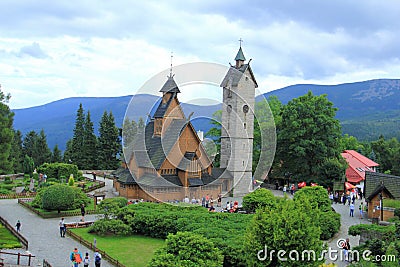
[169,51,173,78]
[235,39,246,68]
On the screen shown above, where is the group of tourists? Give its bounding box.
[70,247,102,267]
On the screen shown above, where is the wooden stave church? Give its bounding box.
[113,74,233,202]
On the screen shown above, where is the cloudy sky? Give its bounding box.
[1,0,399,109]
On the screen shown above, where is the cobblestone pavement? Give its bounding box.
[0,178,115,267]
[325,198,370,267]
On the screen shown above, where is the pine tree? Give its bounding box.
[63,139,73,163]
[122,117,137,147]
[0,85,14,174]
[82,111,98,169]
[23,130,39,166]
[36,129,51,166]
[71,103,85,168]
[9,129,24,173]
[98,111,120,169]
[138,117,145,129]
[51,144,63,163]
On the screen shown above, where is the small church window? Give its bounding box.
[227,105,232,113]
[243,161,245,166]
[244,122,246,129]
[243,104,249,113]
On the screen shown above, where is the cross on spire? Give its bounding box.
[169,51,174,77]
[238,38,243,47]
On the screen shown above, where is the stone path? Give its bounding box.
[325,198,370,267]
[0,178,115,267]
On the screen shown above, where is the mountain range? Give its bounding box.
[13,79,400,151]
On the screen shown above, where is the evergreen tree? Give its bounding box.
[275,91,345,186]
[71,103,85,168]
[0,85,14,174]
[138,117,145,129]
[51,144,63,163]
[98,111,120,169]
[22,154,35,175]
[23,130,39,166]
[9,129,24,173]
[63,139,73,164]
[122,117,137,147]
[82,111,98,169]
[36,129,51,166]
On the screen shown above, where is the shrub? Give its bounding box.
[148,232,224,267]
[42,185,76,212]
[91,219,130,235]
[37,163,81,180]
[68,175,74,186]
[90,202,250,266]
[294,186,331,212]
[32,184,90,211]
[242,188,278,213]
[319,211,341,240]
[394,208,400,218]
[32,172,39,181]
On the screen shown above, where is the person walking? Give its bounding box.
[70,247,83,267]
[15,220,21,232]
[59,217,65,237]
[359,202,364,219]
[94,248,102,267]
[349,202,355,217]
[343,238,351,262]
[83,252,90,267]
[80,204,86,222]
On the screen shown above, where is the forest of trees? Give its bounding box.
[1,84,399,178]
[0,86,122,174]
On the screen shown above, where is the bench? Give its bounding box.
[65,221,94,228]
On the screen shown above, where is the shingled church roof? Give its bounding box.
[159,75,180,93]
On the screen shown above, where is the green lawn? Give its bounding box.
[0,224,22,249]
[71,228,165,267]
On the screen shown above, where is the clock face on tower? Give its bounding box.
[243,104,249,113]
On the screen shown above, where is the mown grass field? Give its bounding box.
[0,224,22,249]
[71,228,165,266]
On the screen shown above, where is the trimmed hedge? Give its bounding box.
[90,203,251,266]
[37,163,82,181]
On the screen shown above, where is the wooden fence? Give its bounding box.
[0,192,37,199]
[0,215,28,249]
[18,199,98,219]
[67,229,127,267]
[0,251,35,266]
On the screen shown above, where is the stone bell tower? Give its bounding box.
[220,43,257,197]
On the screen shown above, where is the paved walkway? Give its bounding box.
[0,178,115,267]
[1,178,370,267]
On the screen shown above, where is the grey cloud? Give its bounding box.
[19,42,48,58]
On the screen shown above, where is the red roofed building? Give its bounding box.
[341,150,379,185]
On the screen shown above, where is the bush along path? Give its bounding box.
[0,199,114,267]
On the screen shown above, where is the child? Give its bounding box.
[83,252,90,267]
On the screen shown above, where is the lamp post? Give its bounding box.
[379,192,383,222]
